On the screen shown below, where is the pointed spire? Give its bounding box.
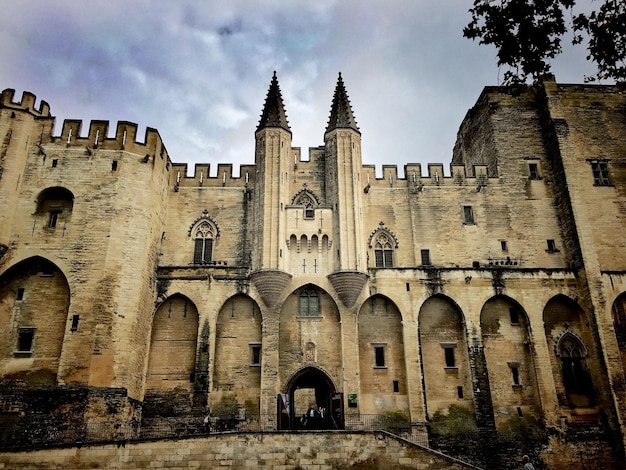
[325,72,360,135]
[256,71,291,133]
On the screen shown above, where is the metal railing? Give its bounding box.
[0,414,427,450]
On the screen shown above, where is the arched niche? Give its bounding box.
[543,295,596,408]
[418,295,474,417]
[480,295,541,428]
[278,284,342,389]
[0,256,70,385]
[213,294,262,412]
[35,187,74,230]
[611,292,626,376]
[146,294,199,393]
[357,294,408,415]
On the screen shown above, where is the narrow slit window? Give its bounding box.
[250,344,261,366]
[374,345,386,368]
[421,249,431,266]
[509,308,520,325]
[457,386,464,399]
[16,288,24,301]
[444,346,456,368]
[48,210,61,228]
[463,206,474,224]
[393,380,400,393]
[528,163,539,179]
[70,314,80,332]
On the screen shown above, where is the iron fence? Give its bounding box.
[0,414,428,450]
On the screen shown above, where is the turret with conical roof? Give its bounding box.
[324,73,366,273]
[252,72,294,271]
[325,72,360,135]
[257,71,291,134]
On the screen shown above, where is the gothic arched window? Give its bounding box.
[188,210,219,265]
[374,234,394,268]
[299,289,320,317]
[193,221,214,264]
[556,332,595,406]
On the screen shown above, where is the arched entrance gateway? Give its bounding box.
[278,366,344,430]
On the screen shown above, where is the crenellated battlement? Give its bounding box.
[170,163,258,188]
[361,162,494,190]
[1,88,51,117]
[53,119,169,161]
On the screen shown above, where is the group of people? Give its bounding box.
[300,404,326,429]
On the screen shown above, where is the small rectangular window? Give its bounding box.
[591,160,610,186]
[250,344,261,366]
[16,288,25,301]
[501,240,508,252]
[546,239,558,253]
[511,366,520,385]
[528,163,539,179]
[457,386,464,399]
[509,362,521,386]
[52,159,58,168]
[463,206,474,224]
[112,160,118,171]
[374,346,386,368]
[70,314,80,332]
[48,210,61,228]
[16,328,35,353]
[304,208,314,219]
[444,347,456,368]
[509,308,520,325]
[421,249,431,266]
[393,380,400,393]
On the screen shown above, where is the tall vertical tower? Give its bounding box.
[324,73,366,272]
[0,90,53,257]
[252,72,292,271]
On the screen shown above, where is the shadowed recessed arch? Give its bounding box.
[419,294,474,418]
[611,291,626,377]
[0,256,70,385]
[543,294,596,408]
[146,294,199,394]
[213,293,263,410]
[480,294,542,429]
[357,294,408,415]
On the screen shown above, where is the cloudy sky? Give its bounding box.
[0,1,603,177]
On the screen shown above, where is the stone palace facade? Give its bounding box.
[1,73,626,465]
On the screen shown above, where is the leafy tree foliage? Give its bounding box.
[464,0,626,85]
[464,0,575,85]
[573,0,626,82]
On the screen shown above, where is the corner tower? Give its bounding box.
[324,73,366,271]
[252,72,293,270]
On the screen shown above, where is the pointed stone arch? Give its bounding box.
[0,256,70,385]
[146,294,199,395]
[543,295,596,408]
[279,284,342,393]
[213,294,263,411]
[480,295,541,429]
[611,291,626,376]
[357,294,408,415]
[292,188,320,207]
[418,294,474,418]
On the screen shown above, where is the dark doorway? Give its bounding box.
[279,366,343,430]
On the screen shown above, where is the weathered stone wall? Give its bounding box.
[0,432,478,470]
